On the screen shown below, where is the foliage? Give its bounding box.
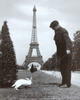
[72,31,80,70]
[0,21,17,87]
[42,53,59,71]
[42,58,53,70]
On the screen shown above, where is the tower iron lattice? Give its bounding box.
[23,6,44,68]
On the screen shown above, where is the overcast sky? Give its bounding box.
[0,0,80,65]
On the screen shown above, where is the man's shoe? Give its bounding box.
[59,84,67,88]
[59,83,65,87]
[59,84,71,88]
[67,84,71,87]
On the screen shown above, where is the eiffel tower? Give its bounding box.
[23,6,44,69]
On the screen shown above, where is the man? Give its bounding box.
[50,20,72,87]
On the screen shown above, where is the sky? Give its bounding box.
[0,0,80,65]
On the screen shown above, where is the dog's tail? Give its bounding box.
[11,84,16,87]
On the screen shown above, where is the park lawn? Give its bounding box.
[0,70,80,100]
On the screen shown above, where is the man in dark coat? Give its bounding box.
[50,20,72,87]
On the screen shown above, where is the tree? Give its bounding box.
[42,53,59,70]
[42,58,53,70]
[72,31,80,70]
[0,33,3,86]
[52,53,60,70]
[0,21,17,87]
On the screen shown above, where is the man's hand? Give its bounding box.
[66,50,70,54]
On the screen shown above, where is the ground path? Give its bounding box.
[0,70,80,100]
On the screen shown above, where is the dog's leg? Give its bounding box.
[15,85,21,90]
[15,86,19,90]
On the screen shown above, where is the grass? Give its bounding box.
[0,70,56,100]
[0,70,80,100]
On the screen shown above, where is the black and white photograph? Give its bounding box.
[0,0,80,99]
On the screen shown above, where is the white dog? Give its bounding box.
[12,77,32,90]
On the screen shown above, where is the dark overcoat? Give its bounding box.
[54,27,72,58]
[54,26,72,86]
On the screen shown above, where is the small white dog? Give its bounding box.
[12,77,32,90]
